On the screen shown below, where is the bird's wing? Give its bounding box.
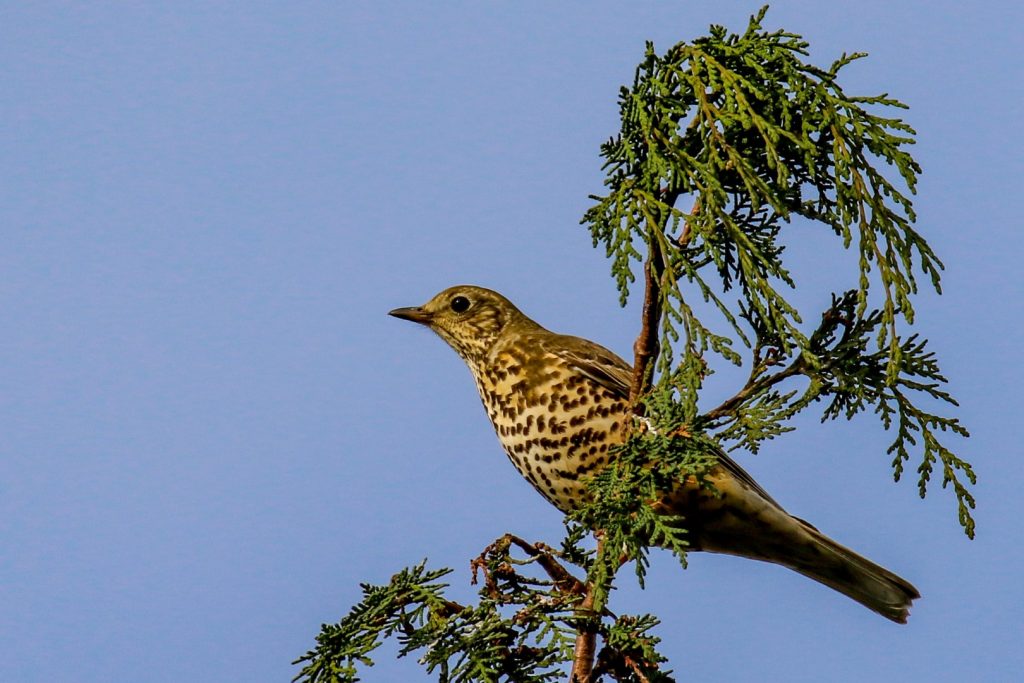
[542,334,787,510]
[541,334,633,400]
[711,449,784,509]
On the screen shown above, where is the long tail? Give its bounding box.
[690,501,921,622]
[773,517,921,623]
[667,462,921,622]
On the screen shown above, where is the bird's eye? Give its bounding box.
[450,296,471,313]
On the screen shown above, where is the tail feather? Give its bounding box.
[663,465,921,622]
[688,502,921,622]
[781,519,920,623]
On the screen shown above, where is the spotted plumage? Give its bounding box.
[389,285,920,623]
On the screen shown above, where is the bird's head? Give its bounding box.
[389,285,538,363]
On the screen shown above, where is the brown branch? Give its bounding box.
[568,535,604,683]
[629,254,664,415]
[505,535,586,596]
[569,594,598,683]
[630,194,698,416]
[593,648,655,683]
[676,195,700,247]
[624,655,653,683]
[435,598,468,619]
[472,534,588,600]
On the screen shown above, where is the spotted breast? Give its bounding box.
[468,331,630,511]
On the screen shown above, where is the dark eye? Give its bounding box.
[450,296,471,313]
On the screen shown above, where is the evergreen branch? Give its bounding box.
[811,293,975,534]
[702,354,805,421]
[696,289,975,535]
[293,562,461,683]
[581,5,976,525]
[593,615,674,683]
[473,535,587,599]
[584,4,938,383]
[884,386,976,538]
[571,429,721,594]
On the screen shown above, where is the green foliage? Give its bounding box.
[804,294,976,536]
[568,428,721,608]
[582,5,973,535]
[292,559,574,683]
[593,615,673,683]
[294,546,676,682]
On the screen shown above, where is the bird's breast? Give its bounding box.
[471,350,629,511]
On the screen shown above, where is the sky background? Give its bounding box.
[2,2,1022,681]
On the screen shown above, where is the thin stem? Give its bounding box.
[625,656,653,683]
[569,593,598,682]
[629,254,663,414]
[505,535,586,596]
[629,191,692,414]
[703,355,805,421]
[471,534,587,601]
[568,535,604,683]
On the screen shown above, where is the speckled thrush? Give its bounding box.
[389,285,920,623]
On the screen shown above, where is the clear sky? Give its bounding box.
[2,2,1021,681]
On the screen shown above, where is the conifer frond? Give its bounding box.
[582,6,973,535]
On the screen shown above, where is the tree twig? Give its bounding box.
[703,292,867,423]
[505,535,586,596]
[702,356,806,421]
[629,255,664,415]
[629,191,693,415]
[568,535,604,683]
[471,534,588,600]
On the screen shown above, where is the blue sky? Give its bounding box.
[2,2,1022,681]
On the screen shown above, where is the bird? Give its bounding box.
[389,285,920,623]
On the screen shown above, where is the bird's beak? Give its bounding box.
[388,306,433,325]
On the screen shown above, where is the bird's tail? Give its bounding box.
[776,518,921,624]
[659,464,920,622]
